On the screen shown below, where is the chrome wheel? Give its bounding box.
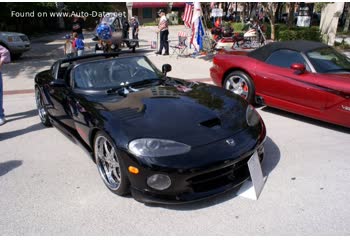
[35,87,51,126]
[225,75,249,99]
[95,135,122,191]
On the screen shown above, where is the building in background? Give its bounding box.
[127,2,186,24]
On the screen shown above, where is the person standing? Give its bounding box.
[130,17,139,47]
[122,19,130,40]
[72,32,85,56]
[72,16,85,40]
[63,34,74,58]
[155,9,169,55]
[0,45,11,126]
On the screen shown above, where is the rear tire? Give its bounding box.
[224,71,255,104]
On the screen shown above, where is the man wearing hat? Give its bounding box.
[155,9,169,55]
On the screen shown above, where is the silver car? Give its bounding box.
[0,31,31,59]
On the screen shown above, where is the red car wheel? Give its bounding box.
[224,71,255,104]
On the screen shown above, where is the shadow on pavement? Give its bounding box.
[260,106,350,134]
[0,160,23,177]
[6,109,38,123]
[2,58,55,80]
[145,136,280,210]
[0,122,45,142]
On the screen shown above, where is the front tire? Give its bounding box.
[35,87,52,127]
[224,71,255,104]
[94,132,130,196]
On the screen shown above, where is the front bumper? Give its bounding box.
[130,147,264,204]
[7,42,31,54]
[210,65,223,87]
[121,123,266,204]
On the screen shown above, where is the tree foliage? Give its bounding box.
[262,2,280,40]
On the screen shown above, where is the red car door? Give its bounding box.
[254,49,327,110]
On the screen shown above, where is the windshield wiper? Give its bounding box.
[128,78,163,88]
[106,86,125,95]
[106,79,162,96]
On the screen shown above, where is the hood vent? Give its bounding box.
[115,108,144,121]
[200,117,221,129]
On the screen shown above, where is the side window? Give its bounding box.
[266,49,310,71]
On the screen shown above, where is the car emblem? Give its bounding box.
[226,138,236,146]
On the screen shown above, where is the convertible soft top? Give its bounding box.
[247,40,329,61]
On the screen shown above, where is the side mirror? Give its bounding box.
[50,79,67,87]
[162,64,172,75]
[290,63,306,74]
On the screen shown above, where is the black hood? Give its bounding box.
[94,83,249,147]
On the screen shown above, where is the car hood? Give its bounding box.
[316,73,350,93]
[94,83,250,147]
[0,31,27,37]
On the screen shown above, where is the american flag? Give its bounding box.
[182,3,194,28]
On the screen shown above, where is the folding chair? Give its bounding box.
[170,31,188,59]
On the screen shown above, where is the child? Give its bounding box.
[72,32,85,56]
[64,34,74,58]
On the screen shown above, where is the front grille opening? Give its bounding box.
[187,156,251,193]
[200,117,221,129]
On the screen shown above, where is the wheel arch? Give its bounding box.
[0,42,9,50]
[89,127,101,156]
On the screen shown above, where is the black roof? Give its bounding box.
[247,40,329,61]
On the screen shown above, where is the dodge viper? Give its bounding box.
[35,53,266,204]
[210,40,350,128]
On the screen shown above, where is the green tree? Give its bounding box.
[263,2,280,40]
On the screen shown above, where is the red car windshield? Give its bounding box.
[306,47,350,73]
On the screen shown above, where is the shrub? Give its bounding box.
[232,22,244,32]
[143,22,158,27]
[278,27,322,42]
[335,40,350,49]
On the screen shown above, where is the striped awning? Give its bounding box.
[131,2,186,8]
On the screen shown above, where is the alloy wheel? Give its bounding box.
[35,88,48,123]
[225,75,249,99]
[95,135,122,191]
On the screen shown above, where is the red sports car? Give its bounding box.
[210,40,350,128]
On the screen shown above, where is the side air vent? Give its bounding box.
[200,117,221,129]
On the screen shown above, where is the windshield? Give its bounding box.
[73,56,162,89]
[306,47,350,73]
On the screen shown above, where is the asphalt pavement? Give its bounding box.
[1,26,350,235]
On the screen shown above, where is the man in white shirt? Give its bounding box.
[155,9,169,55]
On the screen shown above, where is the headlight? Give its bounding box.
[129,138,191,157]
[246,105,260,127]
[7,36,21,42]
[147,174,171,190]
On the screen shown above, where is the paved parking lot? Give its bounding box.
[1,26,350,235]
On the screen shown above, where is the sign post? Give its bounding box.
[237,151,267,200]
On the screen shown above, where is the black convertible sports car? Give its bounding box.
[35,53,266,204]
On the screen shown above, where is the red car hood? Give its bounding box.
[316,73,350,94]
